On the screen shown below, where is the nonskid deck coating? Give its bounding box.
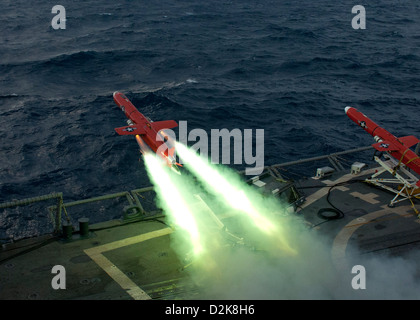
[1,165,420,299]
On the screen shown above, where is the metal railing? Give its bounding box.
[0,193,64,234]
[0,146,374,238]
[238,145,373,175]
[0,187,156,236]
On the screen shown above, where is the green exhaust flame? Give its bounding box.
[143,153,204,256]
[175,141,296,255]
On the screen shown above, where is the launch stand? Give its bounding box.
[365,155,420,211]
[180,194,245,270]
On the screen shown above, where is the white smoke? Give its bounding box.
[144,146,420,300]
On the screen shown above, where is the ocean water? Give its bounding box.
[0,0,419,239]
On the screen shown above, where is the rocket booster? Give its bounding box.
[345,106,420,184]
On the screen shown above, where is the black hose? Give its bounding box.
[317,184,344,220]
[296,179,366,226]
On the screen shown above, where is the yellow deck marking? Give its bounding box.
[84,227,173,300]
[87,251,151,300]
[349,191,380,204]
[331,205,413,272]
[297,172,366,213]
[296,167,378,214]
[86,227,173,255]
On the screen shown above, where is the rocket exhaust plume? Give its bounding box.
[175,142,296,255]
[143,152,203,256]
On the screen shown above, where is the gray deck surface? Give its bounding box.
[1,164,420,300]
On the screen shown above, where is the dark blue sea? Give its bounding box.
[1,0,419,239]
